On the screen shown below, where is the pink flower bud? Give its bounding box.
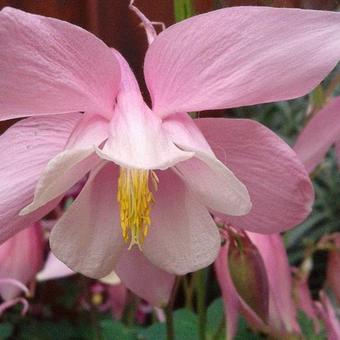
[0,223,44,300]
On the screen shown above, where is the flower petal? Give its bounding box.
[0,7,120,120]
[0,113,81,243]
[176,155,251,216]
[21,113,108,215]
[116,247,175,307]
[294,97,340,174]
[96,52,193,170]
[50,164,125,279]
[143,170,221,275]
[163,112,251,215]
[21,149,101,215]
[0,223,43,300]
[214,245,241,340]
[196,118,314,233]
[145,7,340,116]
[37,252,74,281]
[247,232,300,334]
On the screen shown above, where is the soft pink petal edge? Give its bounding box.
[294,96,340,173]
[195,118,314,234]
[145,7,340,116]
[0,7,120,120]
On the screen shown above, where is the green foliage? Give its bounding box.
[234,318,262,340]
[139,309,198,340]
[297,311,326,340]
[173,0,194,22]
[0,322,14,339]
[101,320,138,340]
[206,298,225,340]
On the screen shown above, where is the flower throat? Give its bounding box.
[117,168,158,249]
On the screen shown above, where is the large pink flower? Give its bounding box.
[0,6,339,303]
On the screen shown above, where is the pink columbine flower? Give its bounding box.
[215,229,300,339]
[0,222,43,316]
[315,291,340,340]
[0,5,339,303]
[294,96,340,173]
[0,223,43,301]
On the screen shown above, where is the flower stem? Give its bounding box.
[165,303,175,340]
[173,0,195,22]
[194,269,207,340]
[165,277,180,340]
[183,275,194,310]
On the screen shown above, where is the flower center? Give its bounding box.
[117,168,158,249]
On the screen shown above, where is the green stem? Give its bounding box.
[165,304,175,340]
[123,292,137,327]
[174,0,194,22]
[183,275,194,310]
[195,269,207,340]
[211,316,225,340]
[165,277,180,340]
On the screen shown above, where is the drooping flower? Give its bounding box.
[0,223,43,301]
[325,233,340,304]
[0,222,43,316]
[315,291,340,340]
[215,228,300,339]
[294,96,340,173]
[0,5,339,300]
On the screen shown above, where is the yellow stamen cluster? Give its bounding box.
[117,168,158,249]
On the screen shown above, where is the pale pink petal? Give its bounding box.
[100,272,121,285]
[129,0,157,45]
[0,113,81,243]
[0,297,29,317]
[162,112,213,154]
[108,284,127,319]
[50,164,125,279]
[0,7,120,120]
[21,113,108,215]
[145,7,340,116]
[65,113,110,150]
[116,247,175,307]
[214,245,240,340]
[196,118,314,233]
[0,223,43,300]
[175,155,251,216]
[315,292,340,340]
[143,170,221,275]
[96,52,193,170]
[247,233,300,335]
[21,149,101,215]
[164,113,251,215]
[37,252,74,281]
[294,97,340,174]
[294,273,320,332]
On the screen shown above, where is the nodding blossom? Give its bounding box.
[0,4,339,305]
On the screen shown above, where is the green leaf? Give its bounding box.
[138,308,198,340]
[0,322,14,339]
[206,298,225,339]
[101,320,137,340]
[173,0,194,22]
[234,317,262,340]
[298,311,326,340]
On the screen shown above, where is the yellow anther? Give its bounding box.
[117,168,157,249]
